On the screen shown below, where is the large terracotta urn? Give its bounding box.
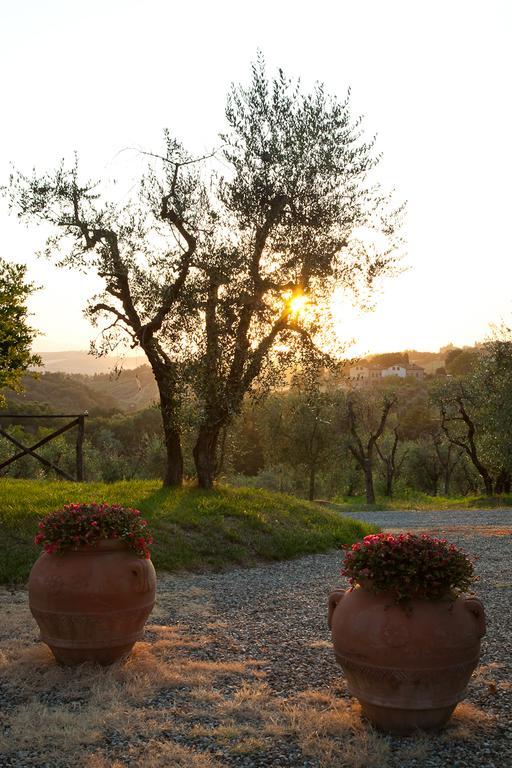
[29,540,156,665]
[328,586,485,734]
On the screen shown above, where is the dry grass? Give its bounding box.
[281,690,391,767]
[0,594,262,768]
[308,639,333,649]
[393,733,431,763]
[0,588,499,768]
[442,701,496,741]
[85,740,224,768]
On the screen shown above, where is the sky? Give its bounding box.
[1,0,511,358]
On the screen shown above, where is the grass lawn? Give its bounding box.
[331,491,512,512]
[0,479,378,585]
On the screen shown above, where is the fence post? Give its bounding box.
[76,414,86,481]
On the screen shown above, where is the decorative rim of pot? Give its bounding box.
[34,503,153,559]
[341,532,475,604]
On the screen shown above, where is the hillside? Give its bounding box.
[406,349,446,373]
[0,480,378,583]
[358,347,478,375]
[35,351,147,375]
[4,345,481,417]
[4,367,158,415]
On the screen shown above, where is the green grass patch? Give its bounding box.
[0,479,378,585]
[331,490,512,512]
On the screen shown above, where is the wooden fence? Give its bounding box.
[0,413,88,481]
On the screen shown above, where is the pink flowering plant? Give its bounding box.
[34,503,153,558]
[342,533,475,603]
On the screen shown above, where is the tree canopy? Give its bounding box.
[7,56,403,488]
[0,258,40,406]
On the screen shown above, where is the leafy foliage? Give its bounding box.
[0,258,40,405]
[34,503,153,557]
[342,533,475,603]
[6,55,403,488]
[188,57,403,485]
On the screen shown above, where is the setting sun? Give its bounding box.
[288,292,308,318]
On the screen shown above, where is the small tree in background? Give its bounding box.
[433,377,494,496]
[0,258,41,406]
[263,388,340,501]
[345,387,397,503]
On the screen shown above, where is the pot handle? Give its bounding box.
[463,597,486,638]
[328,589,345,629]
[131,560,150,593]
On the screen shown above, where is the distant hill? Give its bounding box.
[10,345,477,416]
[355,349,462,376]
[80,366,158,411]
[34,351,147,375]
[355,348,479,376]
[4,367,158,415]
[406,350,446,374]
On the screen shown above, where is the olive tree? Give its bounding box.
[188,58,403,487]
[7,56,403,489]
[0,258,41,405]
[7,140,207,486]
[345,387,397,503]
[262,388,341,501]
[433,376,495,496]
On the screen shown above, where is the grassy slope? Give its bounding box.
[332,491,512,512]
[0,480,378,585]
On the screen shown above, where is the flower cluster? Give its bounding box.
[34,503,153,558]
[341,533,475,603]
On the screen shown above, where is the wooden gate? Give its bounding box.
[0,413,88,481]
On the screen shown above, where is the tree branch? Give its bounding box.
[347,399,365,464]
[89,303,131,326]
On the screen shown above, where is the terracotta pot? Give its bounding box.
[29,540,156,665]
[328,586,485,735]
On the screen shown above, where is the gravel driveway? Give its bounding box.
[1,508,511,768]
[156,508,512,768]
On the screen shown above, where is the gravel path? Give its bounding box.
[1,509,511,768]
[154,508,512,768]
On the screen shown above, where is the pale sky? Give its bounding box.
[1,0,511,357]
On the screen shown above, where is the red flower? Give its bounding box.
[34,503,153,560]
[340,532,474,604]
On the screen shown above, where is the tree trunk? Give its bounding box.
[384,466,393,498]
[364,460,375,504]
[154,374,183,487]
[482,475,493,496]
[478,466,493,496]
[216,427,228,478]
[148,361,185,489]
[162,424,184,487]
[193,425,221,490]
[467,451,493,495]
[495,468,511,495]
[308,464,316,501]
[443,470,451,496]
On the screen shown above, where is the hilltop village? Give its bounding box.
[349,361,425,382]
